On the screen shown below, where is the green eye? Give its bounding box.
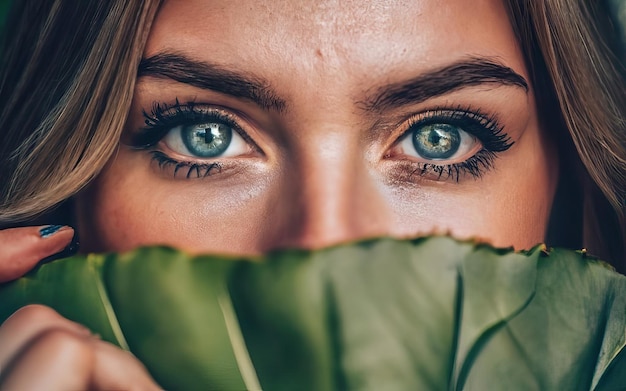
[412,124,461,160]
[182,123,233,158]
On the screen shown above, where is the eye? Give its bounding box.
[162,120,250,159]
[128,101,259,159]
[398,122,479,162]
[127,101,263,179]
[384,108,513,182]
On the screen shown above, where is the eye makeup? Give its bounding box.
[150,150,223,179]
[128,99,513,183]
[386,106,514,182]
[126,100,261,179]
[128,100,258,150]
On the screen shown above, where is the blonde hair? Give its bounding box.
[0,0,624,268]
[0,0,161,220]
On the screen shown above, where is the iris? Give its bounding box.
[412,124,461,160]
[182,123,233,158]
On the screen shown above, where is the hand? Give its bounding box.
[0,226,162,390]
[0,305,161,390]
[0,225,75,283]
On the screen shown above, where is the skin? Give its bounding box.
[75,0,557,255]
[0,228,160,390]
[0,0,558,388]
[0,226,74,282]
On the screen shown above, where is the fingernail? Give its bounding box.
[39,224,67,238]
[38,230,80,265]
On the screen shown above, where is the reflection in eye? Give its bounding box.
[390,108,514,181]
[127,101,259,179]
[403,123,475,161]
[162,121,248,158]
[413,124,460,159]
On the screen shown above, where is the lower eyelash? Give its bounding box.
[408,150,498,182]
[395,106,513,182]
[150,151,222,179]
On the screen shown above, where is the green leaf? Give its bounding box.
[1,236,625,390]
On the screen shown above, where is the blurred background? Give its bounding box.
[0,0,8,31]
[611,0,626,56]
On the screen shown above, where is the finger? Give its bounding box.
[0,306,162,390]
[0,329,94,391]
[0,305,91,371]
[0,225,74,282]
[90,339,162,390]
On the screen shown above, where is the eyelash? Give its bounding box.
[130,100,256,179]
[392,107,512,181]
[131,101,511,182]
[150,151,222,179]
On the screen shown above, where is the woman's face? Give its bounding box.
[75,0,558,254]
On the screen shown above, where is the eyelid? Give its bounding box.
[127,100,262,154]
[384,106,514,182]
[387,106,513,160]
[394,107,505,145]
[397,124,479,163]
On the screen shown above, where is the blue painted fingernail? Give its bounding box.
[39,225,65,238]
[38,231,80,265]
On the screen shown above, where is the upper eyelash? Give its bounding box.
[395,106,513,181]
[403,106,512,151]
[133,101,509,182]
[129,100,254,150]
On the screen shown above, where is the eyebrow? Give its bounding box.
[138,53,287,112]
[138,53,528,114]
[363,57,529,112]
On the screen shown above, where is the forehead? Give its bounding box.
[145,0,525,93]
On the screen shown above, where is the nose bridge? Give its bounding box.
[275,130,389,250]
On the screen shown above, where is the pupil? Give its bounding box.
[428,131,442,146]
[412,124,461,160]
[182,122,232,158]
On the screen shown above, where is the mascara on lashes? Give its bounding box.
[128,101,247,179]
[395,107,513,181]
[128,101,245,149]
[131,101,512,181]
